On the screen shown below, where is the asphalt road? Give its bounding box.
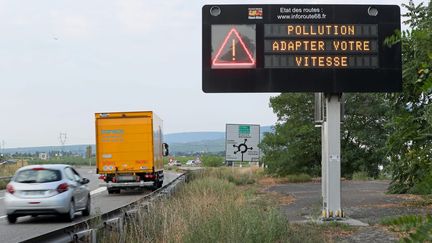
[0,167,182,243]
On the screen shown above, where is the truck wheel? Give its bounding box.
[153,180,163,189]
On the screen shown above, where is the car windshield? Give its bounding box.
[14,169,62,183]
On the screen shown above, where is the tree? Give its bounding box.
[260,93,321,176]
[86,145,92,159]
[385,0,432,193]
[261,92,390,178]
[342,93,390,178]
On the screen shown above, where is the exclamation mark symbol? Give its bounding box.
[232,39,236,61]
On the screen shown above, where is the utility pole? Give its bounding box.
[58,133,67,157]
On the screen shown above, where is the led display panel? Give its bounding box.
[202,5,402,93]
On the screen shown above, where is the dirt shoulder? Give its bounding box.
[266,180,432,242]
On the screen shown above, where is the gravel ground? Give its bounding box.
[268,180,432,242]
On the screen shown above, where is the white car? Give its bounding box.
[4,164,91,223]
[186,160,195,165]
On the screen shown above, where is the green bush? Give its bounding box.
[382,214,432,242]
[352,171,370,180]
[201,155,224,167]
[408,171,432,195]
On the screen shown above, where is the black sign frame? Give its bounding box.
[202,5,402,93]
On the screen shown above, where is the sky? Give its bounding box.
[0,0,425,148]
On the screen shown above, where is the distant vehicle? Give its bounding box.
[174,160,182,166]
[96,111,169,193]
[4,164,91,224]
[186,160,195,165]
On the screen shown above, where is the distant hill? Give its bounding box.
[2,126,273,155]
[165,126,273,144]
[2,145,95,155]
[165,132,224,144]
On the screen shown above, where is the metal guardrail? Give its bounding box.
[21,172,187,243]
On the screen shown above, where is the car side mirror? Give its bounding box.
[81,178,90,185]
[163,143,169,157]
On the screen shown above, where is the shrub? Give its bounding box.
[382,214,432,242]
[201,155,224,167]
[352,171,370,180]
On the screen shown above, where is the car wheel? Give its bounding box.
[62,200,75,222]
[7,215,17,224]
[108,188,120,194]
[82,195,91,216]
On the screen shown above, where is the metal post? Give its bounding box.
[315,93,327,207]
[322,93,342,219]
[321,118,327,208]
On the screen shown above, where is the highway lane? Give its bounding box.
[0,168,182,243]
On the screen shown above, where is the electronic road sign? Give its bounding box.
[202,5,402,93]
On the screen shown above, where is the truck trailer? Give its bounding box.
[95,111,168,194]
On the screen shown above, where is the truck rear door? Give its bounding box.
[97,115,154,174]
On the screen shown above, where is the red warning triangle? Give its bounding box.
[212,28,255,68]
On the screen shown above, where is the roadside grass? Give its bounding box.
[0,180,7,190]
[381,214,432,242]
[282,173,313,183]
[101,167,347,243]
[201,155,224,167]
[0,161,28,189]
[258,173,313,186]
[352,171,371,180]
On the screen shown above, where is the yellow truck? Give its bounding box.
[95,111,169,193]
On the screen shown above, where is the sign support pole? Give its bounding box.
[322,93,343,219]
[321,111,327,210]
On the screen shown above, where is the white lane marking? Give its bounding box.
[90,187,106,195]
[0,215,5,219]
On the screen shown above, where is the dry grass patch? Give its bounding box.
[100,168,337,243]
[265,191,296,205]
[0,160,28,177]
[0,161,28,189]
